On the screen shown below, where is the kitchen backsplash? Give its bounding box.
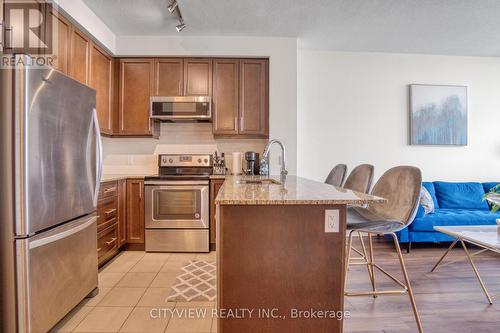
[102,122,268,174]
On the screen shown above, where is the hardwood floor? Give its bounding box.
[344,237,500,333]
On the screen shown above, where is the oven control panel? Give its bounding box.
[159,154,212,167]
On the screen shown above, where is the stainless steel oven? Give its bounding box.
[145,179,210,252]
[145,180,209,229]
[150,96,212,121]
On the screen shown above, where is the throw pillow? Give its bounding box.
[420,187,435,215]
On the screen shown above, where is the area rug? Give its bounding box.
[167,260,217,302]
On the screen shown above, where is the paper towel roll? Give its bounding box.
[231,152,243,175]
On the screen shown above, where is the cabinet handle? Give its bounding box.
[106,238,117,245]
[97,247,102,252]
[104,187,116,194]
[104,208,117,216]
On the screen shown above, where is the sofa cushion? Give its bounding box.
[410,208,499,232]
[422,182,439,208]
[483,182,500,194]
[434,182,489,210]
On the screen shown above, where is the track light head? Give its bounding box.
[167,0,178,13]
[176,20,186,32]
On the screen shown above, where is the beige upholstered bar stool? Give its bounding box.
[342,164,375,263]
[343,164,374,193]
[344,166,424,333]
[324,164,348,187]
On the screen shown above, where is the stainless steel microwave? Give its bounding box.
[150,96,212,121]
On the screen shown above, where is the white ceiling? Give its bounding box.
[82,0,500,56]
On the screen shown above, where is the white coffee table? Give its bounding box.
[431,225,500,304]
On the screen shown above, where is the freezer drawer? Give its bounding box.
[146,229,209,253]
[16,214,98,333]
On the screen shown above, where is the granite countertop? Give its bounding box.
[101,174,157,182]
[215,175,386,205]
[209,174,227,179]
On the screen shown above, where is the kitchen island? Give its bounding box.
[215,175,385,333]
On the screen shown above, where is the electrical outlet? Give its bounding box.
[325,210,339,233]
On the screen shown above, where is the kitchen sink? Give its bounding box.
[236,179,282,185]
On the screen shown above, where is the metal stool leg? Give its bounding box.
[358,231,374,286]
[390,233,424,333]
[344,230,355,290]
[368,232,377,297]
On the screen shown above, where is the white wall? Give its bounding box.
[111,36,298,174]
[54,0,116,52]
[298,50,500,182]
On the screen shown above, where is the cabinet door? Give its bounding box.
[89,43,113,134]
[209,179,225,249]
[126,179,144,244]
[118,59,155,135]
[184,58,212,96]
[239,59,269,137]
[212,59,239,135]
[117,179,127,247]
[47,8,71,74]
[69,28,90,85]
[155,58,183,96]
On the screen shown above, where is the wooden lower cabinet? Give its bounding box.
[96,178,145,266]
[97,223,118,265]
[97,181,120,266]
[210,179,225,250]
[126,179,145,246]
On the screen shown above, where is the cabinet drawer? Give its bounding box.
[97,196,118,231]
[97,223,118,263]
[100,181,118,199]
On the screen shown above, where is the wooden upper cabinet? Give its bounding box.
[212,59,239,135]
[126,179,145,244]
[89,43,113,134]
[184,58,212,96]
[155,58,183,96]
[69,28,91,85]
[118,59,155,135]
[47,9,71,74]
[239,59,268,137]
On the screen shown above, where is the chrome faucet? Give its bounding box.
[261,139,288,181]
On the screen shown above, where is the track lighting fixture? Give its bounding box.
[167,0,186,32]
[167,0,178,13]
[176,19,186,32]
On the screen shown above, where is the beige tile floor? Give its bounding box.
[50,251,217,333]
[49,239,500,333]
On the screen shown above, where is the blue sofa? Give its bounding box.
[396,181,499,250]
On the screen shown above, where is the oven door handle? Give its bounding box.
[148,185,209,191]
[144,181,209,186]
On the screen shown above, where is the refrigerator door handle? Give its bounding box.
[29,216,96,249]
[92,108,103,206]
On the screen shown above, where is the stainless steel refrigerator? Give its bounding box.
[0,55,103,332]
